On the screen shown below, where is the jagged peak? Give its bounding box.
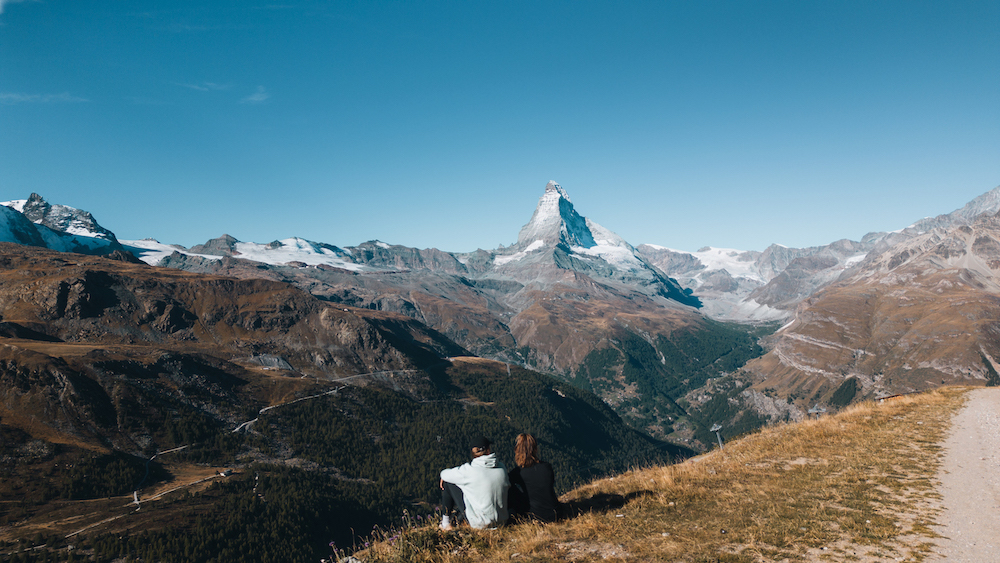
[907,185,1000,233]
[5,193,118,243]
[516,181,594,248]
[545,180,571,202]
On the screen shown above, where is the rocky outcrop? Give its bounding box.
[1,194,122,255]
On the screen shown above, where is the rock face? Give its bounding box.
[188,233,240,256]
[16,193,119,243]
[1,194,123,255]
[640,186,1000,322]
[744,212,1000,413]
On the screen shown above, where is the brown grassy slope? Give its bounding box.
[508,282,701,375]
[355,388,965,562]
[747,275,1000,408]
[0,243,461,375]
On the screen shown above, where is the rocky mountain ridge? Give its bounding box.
[4,183,1000,433]
[1,187,746,446]
[638,186,1000,322]
[0,194,124,256]
[738,210,1000,420]
[7,185,1000,326]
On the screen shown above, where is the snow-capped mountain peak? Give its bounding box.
[8,193,118,242]
[1,193,122,254]
[544,180,572,202]
[515,181,595,248]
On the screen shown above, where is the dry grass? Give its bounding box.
[351,387,967,562]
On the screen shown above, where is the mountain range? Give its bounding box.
[4,183,1000,434]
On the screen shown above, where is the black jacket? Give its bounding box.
[508,462,559,522]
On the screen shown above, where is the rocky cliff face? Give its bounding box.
[641,186,1000,323]
[744,212,1000,415]
[1,194,123,255]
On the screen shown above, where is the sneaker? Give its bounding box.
[440,515,453,531]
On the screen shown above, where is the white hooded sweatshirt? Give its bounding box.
[440,453,510,529]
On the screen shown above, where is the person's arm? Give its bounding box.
[440,463,471,486]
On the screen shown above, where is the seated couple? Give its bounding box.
[438,433,560,530]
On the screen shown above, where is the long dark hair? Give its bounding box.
[514,433,540,468]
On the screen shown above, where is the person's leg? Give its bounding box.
[440,481,465,529]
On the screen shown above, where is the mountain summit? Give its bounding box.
[12,193,119,243]
[1,193,122,255]
[516,181,596,248]
[495,181,699,306]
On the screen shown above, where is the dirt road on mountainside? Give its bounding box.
[930,387,1000,561]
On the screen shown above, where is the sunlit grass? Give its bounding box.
[353,387,966,562]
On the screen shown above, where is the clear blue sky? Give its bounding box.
[2,1,997,253]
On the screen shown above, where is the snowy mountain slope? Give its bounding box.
[0,204,47,247]
[123,235,453,274]
[492,181,697,305]
[121,238,221,266]
[515,181,595,248]
[506,181,646,272]
[1,194,122,255]
[5,193,118,242]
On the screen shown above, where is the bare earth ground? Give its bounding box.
[930,387,1000,561]
[0,463,231,542]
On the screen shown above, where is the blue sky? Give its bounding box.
[1,1,997,253]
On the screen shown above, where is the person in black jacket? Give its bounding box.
[507,433,560,522]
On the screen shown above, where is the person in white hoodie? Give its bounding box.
[438,436,510,530]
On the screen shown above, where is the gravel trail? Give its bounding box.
[930,387,1000,561]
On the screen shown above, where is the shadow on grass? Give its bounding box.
[561,490,653,517]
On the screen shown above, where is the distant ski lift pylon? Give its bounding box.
[710,423,724,450]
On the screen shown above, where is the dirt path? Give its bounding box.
[930,387,1000,561]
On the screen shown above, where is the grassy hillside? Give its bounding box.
[350,387,965,563]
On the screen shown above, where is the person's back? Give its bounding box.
[508,433,560,522]
[439,436,509,529]
[440,451,509,528]
[509,461,558,522]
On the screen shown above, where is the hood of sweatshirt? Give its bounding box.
[472,453,499,468]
